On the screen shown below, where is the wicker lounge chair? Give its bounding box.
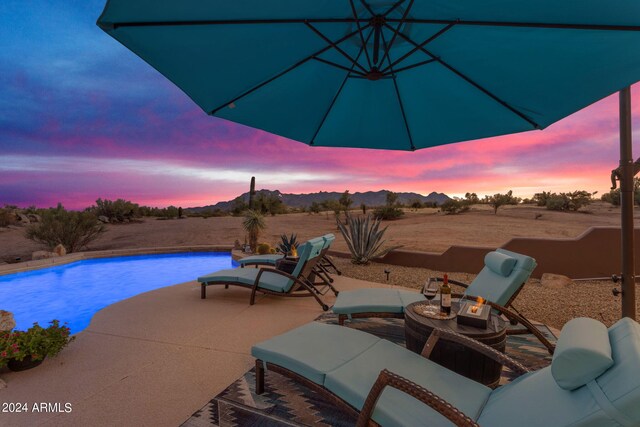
[252,317,640,426]
[239,234,339,295]
[198,237,330,310]
[333,249,555,353]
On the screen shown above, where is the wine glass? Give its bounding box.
[422,278,438,313]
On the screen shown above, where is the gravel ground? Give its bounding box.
[332,257,636,330]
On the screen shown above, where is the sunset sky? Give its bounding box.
[1,2,639,210]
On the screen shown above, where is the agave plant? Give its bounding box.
[242,210,266,253]
[337,214,399,265]
[277,233,300,254]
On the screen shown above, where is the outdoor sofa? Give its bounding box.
[252,316,640,426]
[332,248,555,353]
[198,237,330,310]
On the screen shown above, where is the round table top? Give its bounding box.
[405,300,506,339]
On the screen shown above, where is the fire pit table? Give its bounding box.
[404,300,507,388]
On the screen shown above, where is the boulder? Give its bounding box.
[98,215,109,223]
[27,213,41,222]
[0,310,16,332]
[16,213,30,224]
[541,273,574,289]
[53,244,67,257]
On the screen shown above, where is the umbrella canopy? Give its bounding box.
[98,1,639,318]
[97,1,640,150]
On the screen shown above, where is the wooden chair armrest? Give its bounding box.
[423,328,531,376]
[356,369,479,427]
[480,299,556,355]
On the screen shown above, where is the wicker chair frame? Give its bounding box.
[255,327,531,426]
[201,255,330,311]
[338,276,555,354]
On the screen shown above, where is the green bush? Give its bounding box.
[373,205,404,220]
[0,208,17,227]
[25,204,105,252]
[91,198,141,222]
[486,190,519,214]
[544,191,594,211]
[440,199,470,215]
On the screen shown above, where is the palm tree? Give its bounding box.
[242,210,266,252]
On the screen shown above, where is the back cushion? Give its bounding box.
[484,251,517,277]
[551,318,613,390]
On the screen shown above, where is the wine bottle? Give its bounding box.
[440,274,452,315]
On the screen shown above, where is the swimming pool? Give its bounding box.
[0,252,236,334]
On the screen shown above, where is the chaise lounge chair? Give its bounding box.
[239,234,340,284]
[332,249,555,353]
[198,237,330,310]
[252,316,640,426]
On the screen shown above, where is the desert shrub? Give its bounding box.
[0,208,17,227]
[91,198,141,222]
[408,200,423,211]
[337,215,400,265]
[545,191,594,211]
[339,190,353,214]
[309,202,321,214]
[486,190,519,214]
[532,191,552,207]
[25,204,105,253]
[602,178,640,206]
[373,205,404,220]
[464,192,480,204]
[243,210,266,252]
[440,199,470,215]
[254,193,287,216]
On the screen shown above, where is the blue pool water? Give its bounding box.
[0,252,236,334]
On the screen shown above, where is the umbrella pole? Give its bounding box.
[619,87,636,320]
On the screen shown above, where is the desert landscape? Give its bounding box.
[0,201,629,263]
[2,201,637,330]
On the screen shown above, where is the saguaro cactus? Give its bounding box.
[249,176,256,210]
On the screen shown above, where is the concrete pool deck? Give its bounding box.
[0,275,385,427]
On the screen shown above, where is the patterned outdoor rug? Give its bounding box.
[182,314,557,427]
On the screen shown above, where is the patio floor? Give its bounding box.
[0,275,386,427]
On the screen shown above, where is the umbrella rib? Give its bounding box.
[392,58,438,74]
[388,25,540,129]
[305,22,369,74]
[312,57,367,76]
[310,29,373,146]
[107,18,365,29]
[385,19,640,32]
[349,0,373,69]
[381,31,415,151]
[209,25,369,115]
[378,0,415,68]
[383,0,407,17]
[359,0,375,17]
[381,23,454,74]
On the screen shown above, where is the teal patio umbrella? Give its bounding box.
[97,1,640,316]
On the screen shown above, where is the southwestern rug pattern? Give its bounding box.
[181,314,556,427]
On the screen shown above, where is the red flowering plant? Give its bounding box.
[0,320,74,367]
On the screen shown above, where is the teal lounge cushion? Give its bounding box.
[325,340,491,426]
[238,254,283,265]
[198,267,257,285]
[252,322,380,385]
[332,289,404,314]
[398,290,426,308]
[484,251,517,277]
[551,318,613,390]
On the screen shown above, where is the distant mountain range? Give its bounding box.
[187,189,451,212]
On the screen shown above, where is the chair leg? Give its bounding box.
[255,360,265,394]
[201,284,206,299]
